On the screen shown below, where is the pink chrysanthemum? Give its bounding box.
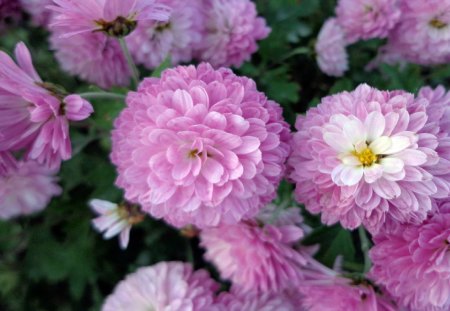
[20,0,53,27]
[195,0,270,68]
[378,0,450,66]
[111,63,290,228]
[200,205,306,293]
[50,31,130,89]
[369,199,450,311]
[0,152,61,220]
[102,261,219,311]
[216,289,301,311]
[289,84,448,234]
[315,18,349,77]
[0,0,22,31]
[48,0,170,38]
[126,0,202,70]
[335,0,401,43]
[0,42,93,168]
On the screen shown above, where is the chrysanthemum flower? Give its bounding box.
[89,199,145,249]
[315,18,349,77]
[216,289,301,311]
[0,42,93,168]
[126,0,202,70]
[111,63,291,228]
[369,199,450,311]
[50,30,130,89]
[20,0,53,27]
[200,205,306,293]
[377,0,450,66]
[102,261,219,311]
[335,0,401,43]
[0,0,22,32]
[48,0,170,38]
[289,84,447,234]
[195,0,270,68]
[0,152,61,220]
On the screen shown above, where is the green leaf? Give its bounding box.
[152,56,172,78]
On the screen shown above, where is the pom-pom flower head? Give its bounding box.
[195,0,270,68]
[335,0,401,43]
[200,205,306,293]
[102,261,219,311]
[111,63,291,228]
[315,18,349,77]
[0,152,61,220]
[369,199,450,311]
[0,42,93,168]
[289,84,447,234]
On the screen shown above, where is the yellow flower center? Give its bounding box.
[429,18,447,29]
[353,148,378,166]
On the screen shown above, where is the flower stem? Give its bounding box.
[79,92,126,100]
[118,37,140,89]
[358,226,372,273]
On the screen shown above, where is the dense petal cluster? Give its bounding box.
[0,0,22,31]
[369,199,450,311]
[126,0,202,70]
[315,18,348,77]
[289,84,448,234]
[20,0,53,27]
[102,262,219,311]
[111,63,290,228]
[0,42,93,168]
[335,0,401,43]
[200,205,306,293]
[0,152,61,219]
[195,0,270,68]
[378,0,450,66]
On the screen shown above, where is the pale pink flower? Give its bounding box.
[50,30,131,89]
[102,261,219,311]
[49,0,170,38]
[89,199,145,249]
[0,152,61,219]
[0,0,22,31]
[0,42,93,168]
[195,0,270,68]
[20,0,53,27]
[289,84,447,234]
[369,199,450,311]
[111,63,291,228]
[377,0,450,66]
[315,18,349,77]
[126,0,202,70]
[216,289,301,311]
[200,205,306,293]
[336,0,401,43]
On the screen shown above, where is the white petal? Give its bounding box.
[119,227,131,249]
[323,132,353,152]
[354,140,368,153]
[343,119,366,145]
[89,199,117,214]
[104,220,128,239]
[365,111,385,141]
[383,136,412,155]
[380,157,405,174]
[363,164,383,183]
[340,166,364,186]
[369,136,392,154]
[341,155,361,166]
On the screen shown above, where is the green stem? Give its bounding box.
[358,226,372,273]
[79,92,126,100]
[118,37,140,88]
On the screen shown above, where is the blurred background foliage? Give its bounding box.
[1,0,450,310]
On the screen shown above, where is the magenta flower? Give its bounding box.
[111,63,291,228]
[335,0,401,43]
[20,0,53,27]
[195,0,270,68]
[126,0,203,70]
[288,84,447,234]
[369,199,450,311]
[89,199,145,249]
[378,0,450,66]
[0,0,22,31]
[0,152,61,220]
[49,0,170,38]
[315,18,349,77]
[0,42,93,168]
[200,205,306,293]
[102,262,219,311]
